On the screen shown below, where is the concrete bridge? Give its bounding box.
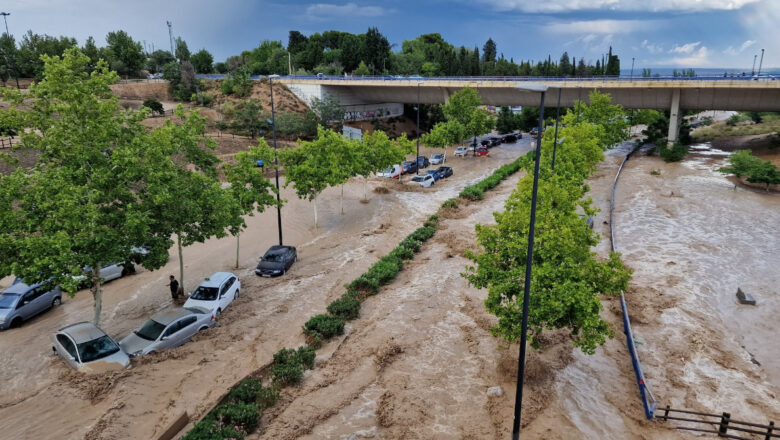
[278,76,780,143]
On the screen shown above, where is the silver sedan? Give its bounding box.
[119,307,215,357]
[52,322,130,373]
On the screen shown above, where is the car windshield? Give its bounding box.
[190,286,218,301]
[0,293,20,309]
[263,252,286,262]
[383,167,393,173]
[412,176,426,182]
[77,335,120,363]
[134,319,166,341]
[433,154,442,159]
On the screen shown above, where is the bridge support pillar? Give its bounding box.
[667,89,681,146]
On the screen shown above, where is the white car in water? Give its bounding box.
[378,164,402,179]
[183,272,241,316]
[410,174,435,188]
[430,153,446,165]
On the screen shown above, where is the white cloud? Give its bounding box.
[723,39,756,55]
[305,3,390,19]
[479,0,761,13]
[669,41,702,54]
[546,19,651,34]
[641,40,664,54]
[564,33,615,53]
[657,45,713,67]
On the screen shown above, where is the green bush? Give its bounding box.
[459,185,485,200]
[304,314,345,339]
[210,401,260,434]
[660,143,688,162]
[296,346,316,370]
[346,274,380,295]
[228,377,264,404]
[409,226,436,243]
[272,361,303,386]
[389,245,415,261]
[398,237,421,253]
[441,198,458,209]
[423,214,439,229]
[256,385,280,410]
[142,98,164,115]
[327,295,361,320]
[182,419,246,440]
[366,257,401,285]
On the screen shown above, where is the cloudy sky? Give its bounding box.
[3,0,778,70]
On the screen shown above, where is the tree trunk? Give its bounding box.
[313,196,318,229]
[91,265,102,325]
[235,232,240,269]
[177,233,184,292]
[340,184,344,214]
[363,177,368,201]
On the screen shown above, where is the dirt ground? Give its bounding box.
[2,129,780,439]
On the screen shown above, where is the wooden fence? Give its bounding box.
[657,407,778,439]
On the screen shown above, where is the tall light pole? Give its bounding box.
[630,57,635,80]
[551,87,562,170]
[0,12,19,89]
[416,81,421,175]
[268,74,283,246]
[0,12,9,35]
[752,54,758,76]
[757,48,765,77]
[512,82,552,440]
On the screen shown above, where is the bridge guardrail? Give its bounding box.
[196,74,778,83]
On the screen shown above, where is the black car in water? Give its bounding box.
[417,156,430,169]
[401,161,418,174]
[435,166,453,179]
[255,245,297,277]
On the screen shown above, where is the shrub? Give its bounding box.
[142,98,164,115]
[460,185,485,200]
[210,402,260,433]
[256,385,280,410]
[296,346,316,370]
[389,245,415,261]
[398,237,421,253]
[346,274,379,295]
[228,377,264,404]
[327,295,361,320]
[442,198,458,209]
[409,226,436,243]
[367,257,401,285]
[660,143,688,162]
[423,214,439,229]
[272,362,303,386]
[304,314,345,339]
[182,419,246,440]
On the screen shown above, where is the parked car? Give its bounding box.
[183,272,241,316]
[119,307,215,357]
[401,161,418,174]
[410,174,435,187]
[430,153,446,165]
[530,127,538,136]
[52,322,130,373]
[255,245,297,277]
[378,164,402,179]
[454,147,468,157]
[480,139,490,147]
[0,281,62,330]
[424,169,442,182]
[73,261,135,289]
[417,156,430,169]
[435,166,453,179]
[476,147,490,157]
[503,133,518,143]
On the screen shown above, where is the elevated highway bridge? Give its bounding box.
[277,75,780,143]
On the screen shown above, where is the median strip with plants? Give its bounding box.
[181,155,524,440]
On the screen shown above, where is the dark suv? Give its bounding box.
[401,161,418,174]
[416,156,430,169]
[255,246,297,277]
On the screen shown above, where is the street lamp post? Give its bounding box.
[511,83,551,440]
[416,81,421,175]
[0,12,9,35]
[757,49,765,77]
[551,88,562,171]
[752,54,758,76]
[0,12,19,90]
[268,74,283,246]
[630,57,635,79]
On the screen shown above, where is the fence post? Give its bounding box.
[766,421,774,440]
[718,412,731,437]
[663,406,670,421]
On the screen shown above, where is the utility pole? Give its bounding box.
[0,12,19,89]
[752,54,757,76]
[630,57,635,79]
[288,52,292,76]
[0,12,9,35]
[757,49,765,77]
[167,21,175,56]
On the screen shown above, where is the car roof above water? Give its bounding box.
[199,272,235,288]
[58,322,108,344]
[151,307,199,325]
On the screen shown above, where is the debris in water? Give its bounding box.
[487,386,503,397]
[736,287,757,305]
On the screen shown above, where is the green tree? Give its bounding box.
[0,48,230,324]
[575,90,628,148]
[221,66,252,97]
[147,50,175,73]
[222,99,266,138]
[354,61,370,76]
[310,95,345,130]
[496,106,521,133]
[105,30,145,77]
[175,37,190,62]
[190,49,214,73]
[0,34,17,86]
[277,128,332,227]
[16,31,77,79]
[362,27,390,73]
[357,131,414,199]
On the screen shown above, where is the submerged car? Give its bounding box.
[255,245,297,277]
[378,164,402,179]
[430,153,446,165]
[52,322,130,373]
[435,166,453,179]
[476,147,490,157]
[411,174,435,187]
[454,147,468,157]
[73,261,135,289]
[119,307,215,357]
[183,272,241,315]
[416,156,430,169]
[424,169,442,182]
[0,281,62,330]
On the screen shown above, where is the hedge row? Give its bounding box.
[459,156,524,200]
[182,156,524,439]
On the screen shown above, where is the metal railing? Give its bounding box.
[657,407,778,439]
